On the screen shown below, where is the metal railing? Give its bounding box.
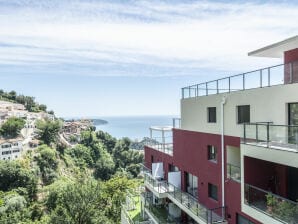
[227,163,241,182]
[182,61,298,99]
[144,172,168,195]
[172,118,181,129]
[142,192,180,224]
[142,165,227,223]
[245,183,298,223]
[242,123,298,152]
[167,183,226,223]
[145,137,173,156]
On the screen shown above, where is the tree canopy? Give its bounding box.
[0,117,25,138]
[36,119,62,146]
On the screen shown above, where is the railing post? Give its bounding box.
[268,67,271,86]
[228,77,231,92]
[243,73,245,90]
[188,87,191,98]
[256,123,258,143]
[196,84,199,97]
[182,88,184,99]
[290,62,293,83]
[243,123,246,143]
[267,123,270,147]
[260,69,263,87]
[216,80,219,94]
[206,82,208,96]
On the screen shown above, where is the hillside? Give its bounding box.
[0,102,144,223]
[0,89,52,113]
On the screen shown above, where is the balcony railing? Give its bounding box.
[142,165,227,223]
[242,123,298,152]
[182,61,298,99]
[142,192,180,224]
[144,172,168,195]
[227,163,241,182]
[145,136,173,155]
[167,183,226,224]
[172,118,181,129]
[245,183,298,223]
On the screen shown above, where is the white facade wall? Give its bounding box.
[181,83,298,137]
[0,141,23,160]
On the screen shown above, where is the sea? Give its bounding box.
[95,115,174,141]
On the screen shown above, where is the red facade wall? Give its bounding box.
[285,48,298,63]
[244,157,288,197]
[284,48,298,84]
[144,128,262,224]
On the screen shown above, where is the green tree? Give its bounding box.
[48,181,112,224]
[96,131,117,153]
[101,175,138,223]
[0,161,37,200]
[38,104,47,112]
[8,91,16,101]
[35,145,58,185]
[94,148,115,180]
[24,96,35,111]
[36,119,62,145]
[68,144,93,168]
[0,117,25,138]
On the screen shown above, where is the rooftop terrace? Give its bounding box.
[182,60,298,99]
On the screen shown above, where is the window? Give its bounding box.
[151,155,154,163]
[207,107,216,123]
[208,183,218,201]
[237,105,250,124]
[186,172,198,197]
[208,145,217,161]
[237,214,254,224]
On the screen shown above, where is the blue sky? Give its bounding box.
[0,0,297,117]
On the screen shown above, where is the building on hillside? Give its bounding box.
[122,36,298,224]
[0,138,24,160]
[0,100,26,111]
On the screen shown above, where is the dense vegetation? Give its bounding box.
[0,89,53,114]
[0,117,26,138]
[0,119,144,223]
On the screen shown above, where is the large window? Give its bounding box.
[208,183,218,201]
[186,172,198,197]
[237,105,250,124]
[208,145,217,162]
[207,107,216,123]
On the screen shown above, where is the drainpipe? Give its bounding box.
[221,96,227,216]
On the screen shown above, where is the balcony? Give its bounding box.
[227,163,241,182]
[142,164,168,198]
[142,192,181,224]
[145,126,173,155]
[182,61,298,99]
[167,183,226,224]
[242,123,298,153]
[245,184,298,224]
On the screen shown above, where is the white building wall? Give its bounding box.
[0,141,23,160]
[181,83,298,137]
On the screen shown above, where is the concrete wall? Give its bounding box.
[227,146,240,166]
[181,82,298,137]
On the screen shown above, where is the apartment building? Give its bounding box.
[0,138,24,160]
[121,36,298,224]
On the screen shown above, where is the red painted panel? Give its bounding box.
[284,49,298,84]
[144,129,265,223]
[244,157,287,197]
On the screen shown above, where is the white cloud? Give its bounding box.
[0,0,297,76]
